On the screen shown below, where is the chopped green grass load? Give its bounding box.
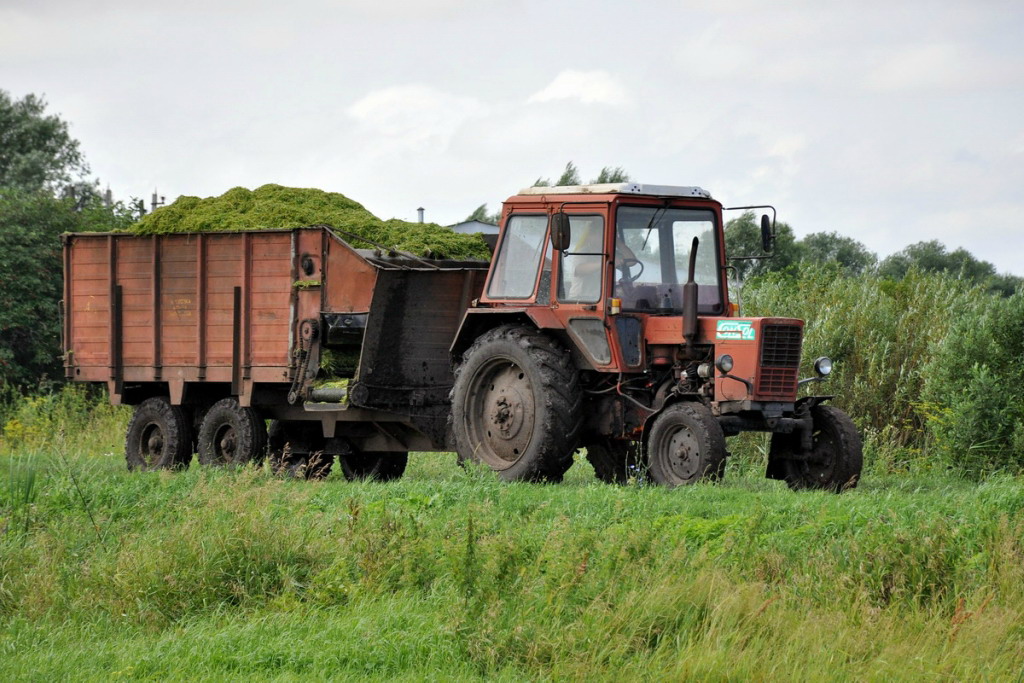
[127,184,491,260]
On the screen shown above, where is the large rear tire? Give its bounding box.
[770,405,862,493]
[197,398,267,467]
[646,402,726,487]
[452,325,582,482]
[125,397,192,470]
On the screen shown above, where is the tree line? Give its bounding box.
[2,95,1019,392]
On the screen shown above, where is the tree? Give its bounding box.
[879,240,1021,295]
[0,90,90,194]
[593,166,631,183]
[464,204,500,225]
[533,161,582,188]
[0,91,132,389]
[799,231,877,275]
[724,211,801,279]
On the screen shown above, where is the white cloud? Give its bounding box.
[864,43,1022,92]
[347,85,486,155]
[527,70,628,106]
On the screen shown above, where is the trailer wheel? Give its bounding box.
[267,420,333,480]
[339,452,408,482]
[125,397,192,471]
[197,398,267,467]
[646,402,726,487]
[771,405,862,493]
[452,325,582,482]
[585,440,641,484]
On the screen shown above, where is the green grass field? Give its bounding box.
[2,422,1024,681]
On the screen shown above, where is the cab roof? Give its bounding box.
[516,182,712,199]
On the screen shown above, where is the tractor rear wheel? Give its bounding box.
[770,405,862,493]
[585,439,641,484]
[646,402,726,487]
[338,452,408,482]
[125,397,192,470]
[197,398,267,467]
[452,326,582,482]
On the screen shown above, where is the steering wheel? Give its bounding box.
[618,257,644,282]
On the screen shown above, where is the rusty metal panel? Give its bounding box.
[323,233,377,313]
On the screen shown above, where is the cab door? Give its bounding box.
[549,212,619,371]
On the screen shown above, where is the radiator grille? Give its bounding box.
[755,324,802,399]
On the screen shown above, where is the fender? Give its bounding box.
[449,307,564,361]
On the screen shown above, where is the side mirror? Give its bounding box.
[550,212,571,251]
[760,214,774,253]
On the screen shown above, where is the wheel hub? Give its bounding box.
[140,423,165,465]
[468,360,535,466]
[666,427,700,480]
[216,426,238,462]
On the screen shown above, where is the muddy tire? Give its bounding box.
[771,405,862,493]
[585,440,641,484]
[197,398,267,467]
[646,402,726,487]
[339,452,408,482]
[125,397,192,470]
[452,325,583,482]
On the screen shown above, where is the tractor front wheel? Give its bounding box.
[770,405,862,493]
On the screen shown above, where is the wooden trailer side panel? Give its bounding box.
[66,230,298,402]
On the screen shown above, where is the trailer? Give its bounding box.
[63,226,487,478]
[64,183,862,490]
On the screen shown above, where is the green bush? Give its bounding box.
[921,292,1024,477]
[740,266,983,446]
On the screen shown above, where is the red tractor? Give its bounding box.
[450,183,862,490]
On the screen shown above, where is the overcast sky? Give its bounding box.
[3,0,1023,273]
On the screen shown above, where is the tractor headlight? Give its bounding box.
[814,356,833,377]
[715,354,734,374]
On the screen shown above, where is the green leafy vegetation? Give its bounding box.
[128,184,491,260]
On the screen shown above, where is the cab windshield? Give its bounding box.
[613,205,723,314]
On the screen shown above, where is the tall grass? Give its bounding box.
[1,446,1024,678]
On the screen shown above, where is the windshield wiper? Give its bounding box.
[640,206,667,251]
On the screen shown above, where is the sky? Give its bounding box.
[2,0,1023,273]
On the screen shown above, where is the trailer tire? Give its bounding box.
[452,325,582,482]
[197,398,267,467]
[339,452,408,482]
[585,440,641,484]
[125,397,192,471]
[646,402,726,487]
[771,405,862,493]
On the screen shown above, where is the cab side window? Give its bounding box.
[558,216,604,303]
[487,215,548,299]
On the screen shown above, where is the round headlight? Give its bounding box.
[814,356,833,377]
[715,354,734,374]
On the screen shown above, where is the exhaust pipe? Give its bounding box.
[683,236,699,351]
